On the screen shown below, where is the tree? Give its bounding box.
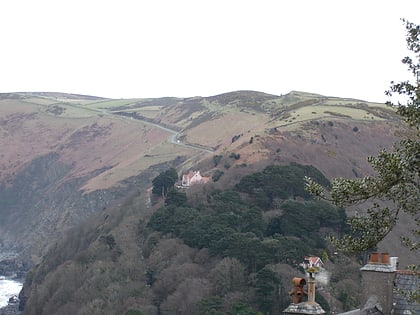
[255,268,279,314]
[235,163,330,209]
[165,189,187,207]
[198,296,224,315]
[306,20,419,302]
[225,302,258,315]
[208,257,246,296]
[160,278,211,315]
[152,168,178,197]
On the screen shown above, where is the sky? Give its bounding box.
[1,0,419,102]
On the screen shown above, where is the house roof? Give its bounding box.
[283,302,325,314]
[337,270,419,315]
[393,270,420,315]
[184,170,199,179]
[336,309,384,315]
[304,256,323,266]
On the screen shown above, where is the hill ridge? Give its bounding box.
[0,90,410,263]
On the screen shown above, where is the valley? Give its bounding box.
[0,90,417,314]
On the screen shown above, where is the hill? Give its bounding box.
[0,90,417,314]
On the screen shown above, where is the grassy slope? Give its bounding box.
[0,90,407,221]
[0,94,198,192]
[28,91,414,267]
[1,90,417,313]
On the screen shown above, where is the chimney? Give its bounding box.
[283,270,325,314]
[289,278,307,304]
[381,252,390,264]
[369,252,379,263]
[360,252,398,315]
[307,272,316,304]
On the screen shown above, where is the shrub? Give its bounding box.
[212,170,224,182]
[231,134,241,143]
[229,153,240,160]
[213,155,223,166]
[100,234,116,250]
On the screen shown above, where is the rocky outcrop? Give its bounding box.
[0,259,25,280]
[0,152,157,264]
[0,303,20,315]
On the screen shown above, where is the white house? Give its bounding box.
[301,256,324,269]
[180,170,210,187]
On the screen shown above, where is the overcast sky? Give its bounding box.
[1,1,419,102]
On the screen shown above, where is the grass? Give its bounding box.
[21,97,58,106]
[267,96,392,127]
[115,106,163,119]
[81,147,190,192]
[53,104,99,118]
[85,99,144,109]
[133,106,162,111]
[2,90,399,195]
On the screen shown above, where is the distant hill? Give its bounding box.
[0,90,417,313]
[0,91,411,259]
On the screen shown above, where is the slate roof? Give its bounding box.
[335,303,384,314]
[336,270,419,315]
[360,296,384,315]
[393,270,420,315]
[337,310,361,315]
[362,307,383,315]
[335,308,383,315]
[283,302,325,314]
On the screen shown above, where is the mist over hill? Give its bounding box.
[0,90,416,314]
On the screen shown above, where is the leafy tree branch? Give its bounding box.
[305,20,419,255]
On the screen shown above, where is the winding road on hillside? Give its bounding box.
[108,110,215,153]
[69,103,215,154]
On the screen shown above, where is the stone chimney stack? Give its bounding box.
[307,273,316,303]
[360,252,398,314]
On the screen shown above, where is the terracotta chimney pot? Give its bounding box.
[381,253,390,264]
[370,252,379,263]
[291,277,306,286]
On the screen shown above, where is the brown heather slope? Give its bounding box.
[0,94,189,191]
[0,90,416,267]
[3,90,418,315]
[0,93,201,262]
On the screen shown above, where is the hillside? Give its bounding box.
[0,90,413,259]
[21,164,347,314]
[0,90,417,314]
[0,93,199,263]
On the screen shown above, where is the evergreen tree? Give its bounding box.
[152,168,178,197]
[165,189,187,207]
[306,19,419,302]
[255,268,279,315]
